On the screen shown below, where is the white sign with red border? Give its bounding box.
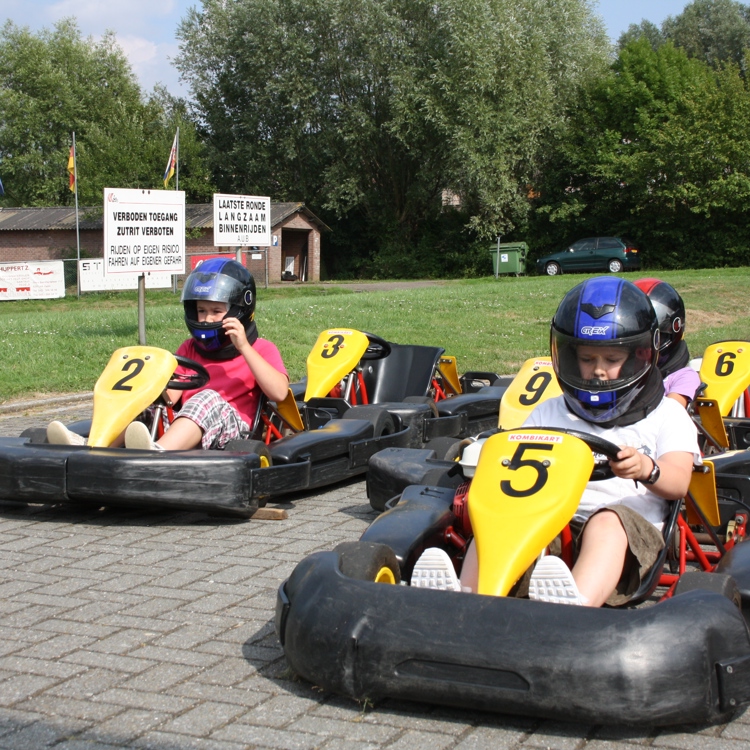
[103,188,185,275]
[79,259,172,291]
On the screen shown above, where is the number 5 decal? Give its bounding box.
[500,442,552,498]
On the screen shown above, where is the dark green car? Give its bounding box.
[535,237,640,276]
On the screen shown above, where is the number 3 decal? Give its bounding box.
[321,334,345,359]
[500,442,552,498]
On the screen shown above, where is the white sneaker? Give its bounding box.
[410,548,462,591]
[528,556,585,605]
[47,421,86,446]
[124,421,164,451]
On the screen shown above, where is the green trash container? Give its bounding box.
[490,242,528,276]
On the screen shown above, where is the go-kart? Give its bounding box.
[0,329,503,518]
[276,426,750,726]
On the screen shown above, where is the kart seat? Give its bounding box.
[362,344,445,403]
[268,418,374,464]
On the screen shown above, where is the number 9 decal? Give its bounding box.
[519,371,552,406]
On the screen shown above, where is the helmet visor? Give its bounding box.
[552,328,657,395]
[181,269,246,307]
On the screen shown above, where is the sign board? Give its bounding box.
[103,188,185,275]
[0,261,65,300]
[190,253,246,271]
[213,194,270,247]
[79,259,172,292]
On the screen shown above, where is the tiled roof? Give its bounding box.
[0,202,329,232]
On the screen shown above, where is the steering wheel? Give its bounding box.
[168,356,211,391]
[360,332,392,360]
[533,427,621,481]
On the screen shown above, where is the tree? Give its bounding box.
[529,38,750,268]
[663,0,750,71]
[0,19,214,207]
[176,0,609,277]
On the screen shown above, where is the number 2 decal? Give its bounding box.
[321,334,345,359]
[519,371,552,406]
[500,442,552,498]
[112,358,145,391]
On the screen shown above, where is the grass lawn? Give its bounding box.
[2,268,750,402]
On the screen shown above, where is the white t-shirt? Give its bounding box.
[523,395,700,526]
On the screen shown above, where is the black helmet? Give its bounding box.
[551,276,663,426]
[634,278,689,375]
[181,258,257,358]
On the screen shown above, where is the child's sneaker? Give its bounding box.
[47,421,86,446]
[124,422,164,451]
[410,548,462,591]
[528,556,586,605]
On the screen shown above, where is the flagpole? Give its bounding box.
[175,127,180,191]
[72,132,81,298]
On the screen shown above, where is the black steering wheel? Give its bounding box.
[168,355,211,390]
[532,427,621,481]
[360,331,392,360]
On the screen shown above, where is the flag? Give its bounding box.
[67,146,75,192]
[0,176,4,197]
[163,132,177,188]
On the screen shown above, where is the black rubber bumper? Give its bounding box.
[277,550,750,726]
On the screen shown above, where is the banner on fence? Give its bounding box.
[0,261,65,300]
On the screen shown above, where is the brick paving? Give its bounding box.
[0,400,748,749]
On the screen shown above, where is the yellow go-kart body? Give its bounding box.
[88,346,178,448]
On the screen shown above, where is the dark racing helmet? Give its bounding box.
[551,276,664,426]
[634,278,689,375]
[181,258,257,358]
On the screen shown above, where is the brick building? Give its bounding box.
[0,202,328,282]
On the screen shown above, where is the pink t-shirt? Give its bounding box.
[174,337,287,425]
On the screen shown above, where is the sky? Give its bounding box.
[1,0,695,99]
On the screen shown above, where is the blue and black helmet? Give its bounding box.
[551,276,662,426]
[181,258,256,355]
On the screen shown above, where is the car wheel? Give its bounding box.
[222,438,272,467]
[608,259,624,273]
[342,405,396,437]
[672,571,741,609]
[545,262,561,276]
[335,541,401,584]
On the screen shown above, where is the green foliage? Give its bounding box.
[0,20,214,207]
[176,0,609,276]
[528,38,750,269]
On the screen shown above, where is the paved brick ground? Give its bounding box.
[1,400,749,749]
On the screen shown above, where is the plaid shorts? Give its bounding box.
[175,389,250,450]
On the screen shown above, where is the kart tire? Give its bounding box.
[673,571,741,609]
[426,436,464,461]
[342,405,396,437]
[334,541,401,584]
[223,439,273,468]
[404,395,440,417]
[19,427,49,444]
